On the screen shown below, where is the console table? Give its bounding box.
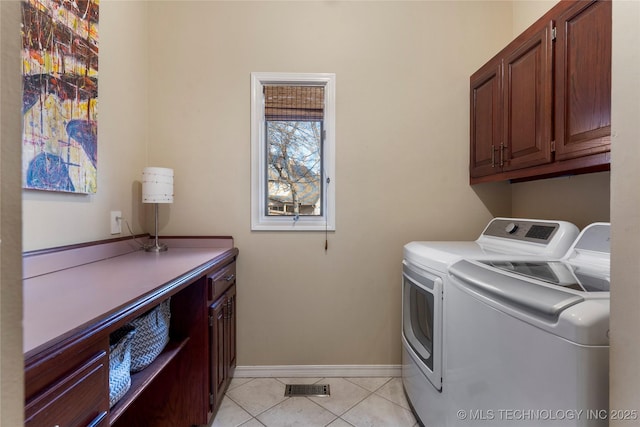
[23,236,238,427]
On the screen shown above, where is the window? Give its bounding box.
[251,73,335,231]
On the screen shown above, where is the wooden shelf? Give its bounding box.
[109,337,189,425]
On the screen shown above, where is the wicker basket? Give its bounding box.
[129,298,171,372]
[109,325,136,407]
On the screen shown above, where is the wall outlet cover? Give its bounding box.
[110,211,122,234]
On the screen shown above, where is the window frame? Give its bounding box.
[251,72,336,231]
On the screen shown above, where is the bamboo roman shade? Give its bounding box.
[264,85,324,121]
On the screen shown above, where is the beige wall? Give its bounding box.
[511,172,610,229]
[21,1,150,251]
[512,0,559,35]
[610,0,640,420]
[7,0,637,415]
[146,1,512,365]
[1,2,24,424]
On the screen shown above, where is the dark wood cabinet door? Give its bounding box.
[208,267,237,420]
[210,298,228,412]
[503,21,553,171]
[555,0,611,160]
[470,58,502,178]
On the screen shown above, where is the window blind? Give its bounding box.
[264,85,324,121]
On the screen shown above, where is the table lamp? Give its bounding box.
[142,167,174,252]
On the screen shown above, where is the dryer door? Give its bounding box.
[402,261,443,391]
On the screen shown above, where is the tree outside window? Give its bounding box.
[267,120,322,217]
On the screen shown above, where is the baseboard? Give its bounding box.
[234,364,402,378]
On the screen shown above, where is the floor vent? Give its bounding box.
[284,384,330,397]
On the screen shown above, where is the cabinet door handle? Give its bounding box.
[86,411,108,427]
[500,143,505,167]
[491,144,496,168]
[226,299,232,320]
[224,274,235,282]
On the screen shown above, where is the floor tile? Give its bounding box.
[257,397,337,427]
[327,418,356,427]
[226,378,289,417]
[345,377,391,392]
[374,377,411,409]
[239,419,266,427]
[229,377,254,391]
[341,393,416,427]
[211,396,252,427]
[308,378,370,416]
[213,377,418,427]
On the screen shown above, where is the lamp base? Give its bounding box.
[145,203,168,252]
[145,242,168,252]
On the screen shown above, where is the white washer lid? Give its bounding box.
[404,241,513,273]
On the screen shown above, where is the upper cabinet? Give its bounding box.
[470,0,611,184]
[470,57,502,178]
[555,0,612,160]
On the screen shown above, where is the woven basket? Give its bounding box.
[129,298,171,372]
[109,325,136,407]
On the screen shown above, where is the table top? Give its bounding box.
[24,238,235,356]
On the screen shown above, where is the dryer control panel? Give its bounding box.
[482,219,561,244]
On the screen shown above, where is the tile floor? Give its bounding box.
[210,377,419,427]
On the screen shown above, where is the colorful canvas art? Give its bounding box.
[21,0,99,194]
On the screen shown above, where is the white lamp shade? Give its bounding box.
[142,167,174,203]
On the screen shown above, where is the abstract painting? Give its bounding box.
[21,0,99,194]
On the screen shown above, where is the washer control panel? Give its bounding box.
[505,223,519,234]
[483,219,559,244]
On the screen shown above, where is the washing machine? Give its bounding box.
[445,222,610,426]
[402,218,582,426]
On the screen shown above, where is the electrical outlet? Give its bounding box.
[110,211,122,234]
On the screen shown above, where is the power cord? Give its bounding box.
[116,215,149,250]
